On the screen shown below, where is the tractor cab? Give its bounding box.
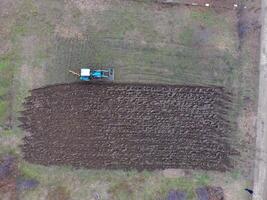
[80,68,91,81]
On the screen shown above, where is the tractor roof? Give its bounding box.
[81,68,90,76]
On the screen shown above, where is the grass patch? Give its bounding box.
[19,162,44,179]
[179,27,194,46]
[11,0,54,40]
[0,58,12,87]
[12,25,28,37]
[230,169,241,180]
[0,55,17,124]
[194,173,211,186]
[0,145,19,157]
[17,0,39,20]
[16,163,212,200]
[109,179,135,200]
[0,101,8,122]
[109,173,211,200]
[191,10,216,27]
[0,87,9,98]
[47,186,71,200]
[94,2,159,41]
[0,59,9,70]
[152,177,196,199]
[0,129,15,136]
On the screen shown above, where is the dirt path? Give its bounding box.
[253,0,267,199]
[20,83,234,171]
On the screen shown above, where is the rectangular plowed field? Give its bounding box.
[20,83,234,171]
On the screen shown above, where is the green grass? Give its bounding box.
[19,162,44,179]
[11,0,54,40]
[0,59,9,70]
[12,25,28,37]
[94,3,157,40]
[0,87,9,98]
[16,161,208,200]
[0,101,8,122]
[141,177,194,199]
[230,169,242,180]
[47,186,71,200]
[179,27,194,46]
[191,10,216,27]
[194,173,211,186]
[0,129,15,136]
[18,163,211,200]
[0,128,22,154]
[0,0,42,124]
[0,148,18,157]
[0,57,13,123]
[0,55,21,124]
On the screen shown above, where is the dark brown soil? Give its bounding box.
[206,186,224,200]
[20,82,235,171]
[196,186,224,200]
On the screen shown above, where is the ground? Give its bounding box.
[0,0,261,199]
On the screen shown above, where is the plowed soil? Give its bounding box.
[20,82,234,171]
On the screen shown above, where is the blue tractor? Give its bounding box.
[69,68,114,81]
